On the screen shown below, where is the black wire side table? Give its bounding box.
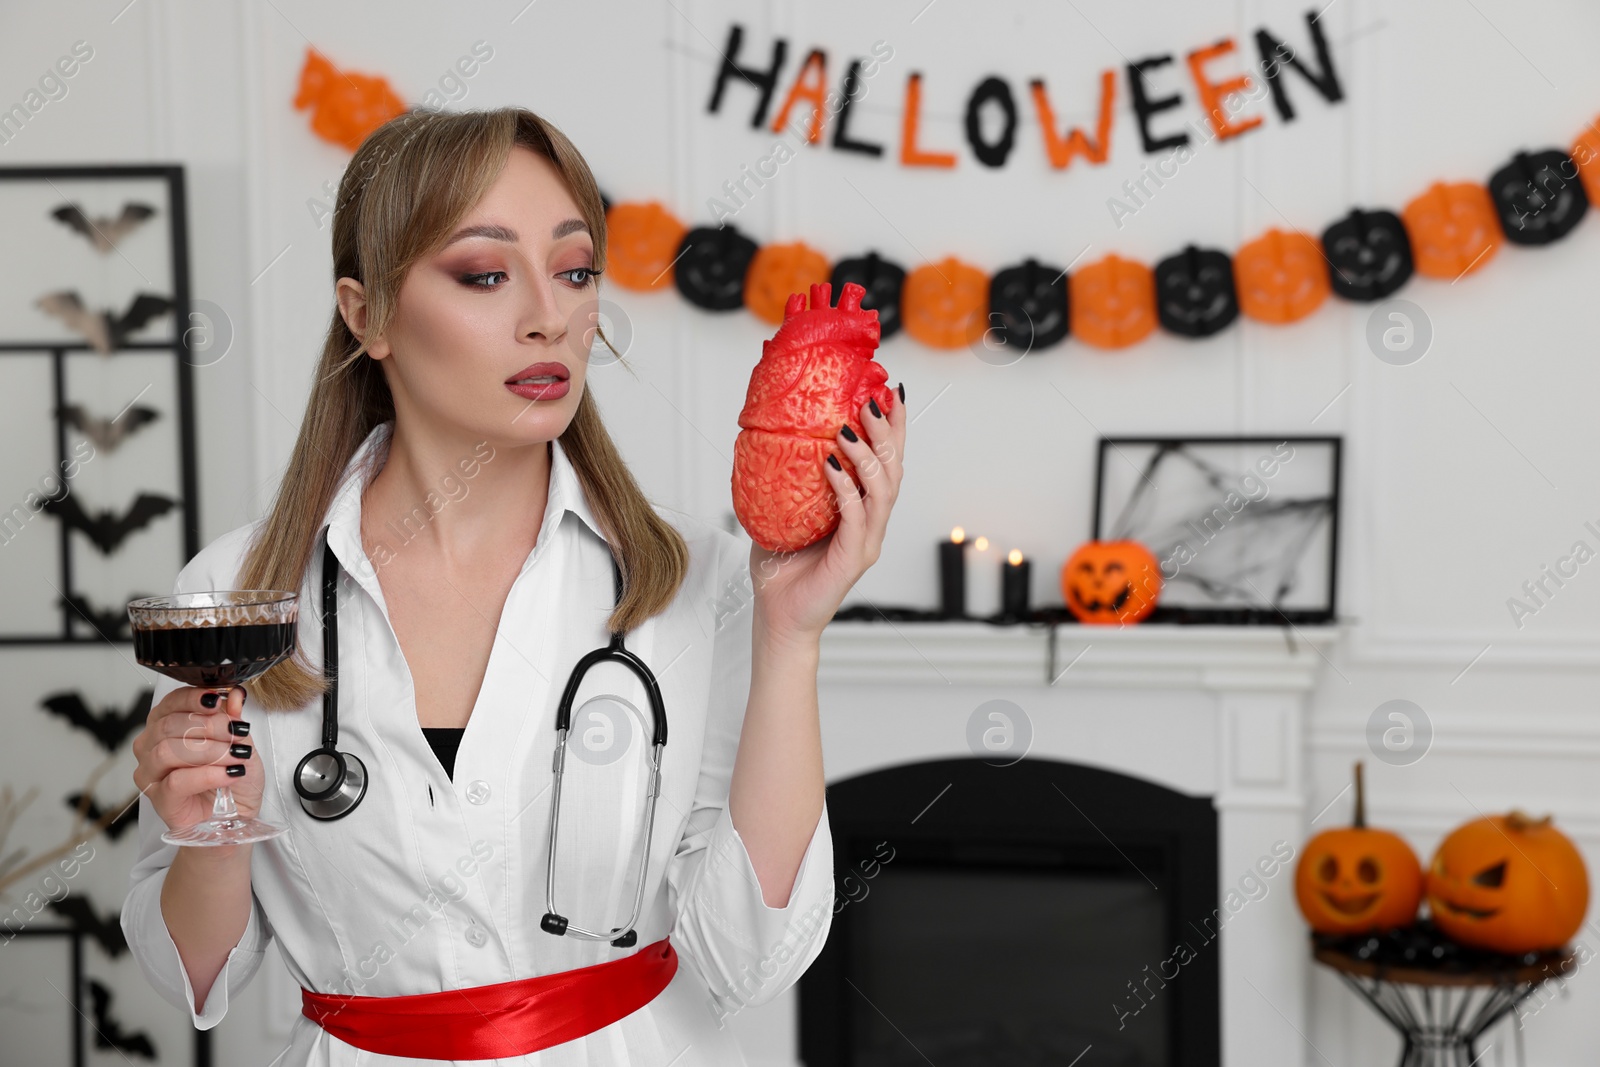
[1312,935,1576,1067]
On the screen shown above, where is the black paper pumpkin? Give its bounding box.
[830,251,907,339]
[1488,150,1589,246]
[673,225,759,311]
[1321,208,1414,301]
[987,258,1069,351]
[1154,245,1238,338]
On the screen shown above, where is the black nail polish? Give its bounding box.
[840,423,859,442]
[236,686,248,706]
[230,744,253,759]
[827,454,843,471]
[226,764,246,777]
[897,382,905,403]
[229,720,251,737]
[201,692,219,709]
[869,397,883,419]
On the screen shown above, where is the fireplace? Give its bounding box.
[800,756,1219,1066]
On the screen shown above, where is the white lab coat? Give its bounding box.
[121,421,835,1065]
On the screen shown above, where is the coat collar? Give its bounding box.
[321,421,607,596]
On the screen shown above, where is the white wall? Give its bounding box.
[2,1,1599,1064]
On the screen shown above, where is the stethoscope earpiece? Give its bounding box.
[295,746,369,820]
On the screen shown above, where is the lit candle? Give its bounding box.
[967,535,999,619]
[1001,549,1031,620]
[939,526,966,619]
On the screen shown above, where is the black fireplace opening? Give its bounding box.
[800,757,1219,1067]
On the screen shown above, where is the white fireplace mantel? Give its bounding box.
[807,619,1345,1067]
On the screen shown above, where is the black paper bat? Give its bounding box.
[40,690,152,752]
[56,402,161,453]
[59,591,148,642]
[46,897,129,959]
[42,491,177,554]
[87,980,157,1059]
[51,201,157,254]
[34,291,173,355]
[64,792,138,842]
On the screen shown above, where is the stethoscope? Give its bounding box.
[294,526,668,948]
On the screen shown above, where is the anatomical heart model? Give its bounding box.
[733,282,897,552]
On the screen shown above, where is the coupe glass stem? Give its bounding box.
[207,686,241,822]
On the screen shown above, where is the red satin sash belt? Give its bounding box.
[300,937,677,1059]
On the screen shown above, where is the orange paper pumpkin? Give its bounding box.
[1234,228,1330,324]
[1571,118,1600,206]
[901,257,989,348]
[744,242,832,325]
[1426,810,1590,955]
[604,202,687,291]
[1069,255,1156,349]
[1060,540,1161,625]
[1402,182,1501,279]
[1294,764,1423,936]
[292,49,406,153]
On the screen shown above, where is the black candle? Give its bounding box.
[1001,549,1030,619]
[939,527,967,619]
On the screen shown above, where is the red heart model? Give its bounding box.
[732,282,897,553]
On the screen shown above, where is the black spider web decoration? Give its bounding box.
[1094,438,1341,624]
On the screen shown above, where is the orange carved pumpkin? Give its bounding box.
[1069,255,1156,349]
[744,241,832,324]
[1571,118,1600,206]
[1234,228,1330,324]
[604,202,687,291]
[1060,540,1161,625]
[1294,763,1423,935]
[1401,181,1502,279]
[1426,810,1590,955]
[901,257,989,348]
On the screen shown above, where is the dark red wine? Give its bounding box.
[133,621,296,688]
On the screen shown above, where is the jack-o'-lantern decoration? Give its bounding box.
[988,258,1070,352]
[901,257,989,349]
[1294,763,1423,936]
[1069,255,1156,349]
[1321,208,1414,302]
[1234,229,1330,324]
[1487,149,1590,246]
[604,202,687,291]
[1426,810,1590,955]
[831,252,907,340]
[1571,119,1600,206]
[1154,245,1238,338]
[1060,540,1161,625]
[673,225,759,311]
[744,241,832,324]
[1401,182,1501,279]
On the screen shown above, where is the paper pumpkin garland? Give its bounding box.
[1572,119,1600,204]
[1155,245,1238,337]
[673,225,759,311]
[293,50,407,153]
[901,257,990,349]
[1234,228,1330,324]
[743,241,831,324]
[603,202,686,291]
[830,252,907,340]
[1070,255,1156,349]
[1487,149,1590,246]
[1321,208,1414,302]
[1401,181,1501,279]
[987,258,1070,351]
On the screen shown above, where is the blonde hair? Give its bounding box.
[238,106,688,710]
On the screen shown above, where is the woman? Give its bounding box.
[121,106,906,1065]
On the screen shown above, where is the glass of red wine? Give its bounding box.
[127,590,299,846]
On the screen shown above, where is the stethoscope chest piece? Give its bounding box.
[295,746,369,820]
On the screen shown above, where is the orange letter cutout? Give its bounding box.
[900,72,957,168]
[1186,38,1262,140]
[1030,70,1116,170]
[770,49,828,143]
